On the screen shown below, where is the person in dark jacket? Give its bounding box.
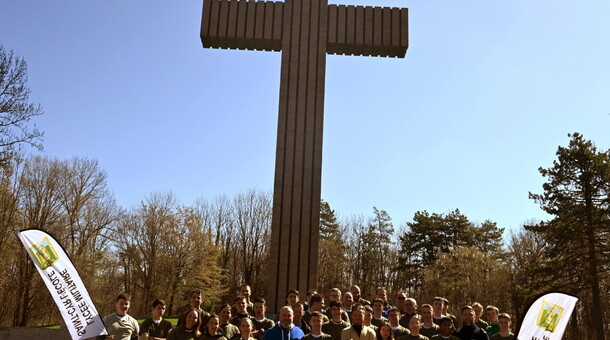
[454,306,489,340]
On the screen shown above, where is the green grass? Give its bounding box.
[163,317,179,326]
[41,324,61,329]
[41,316,180,329]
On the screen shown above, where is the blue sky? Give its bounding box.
[1,0,609,232]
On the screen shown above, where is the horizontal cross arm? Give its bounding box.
[201,0,409,58]
[327,5,408,58]
[201,0,284,52]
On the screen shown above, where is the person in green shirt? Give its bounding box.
[178,290,210,331]
[140,299,173,340]
[293,303,310,334]
[341,293,354,323]
[430,317,459,340]
[286,290,300,308]
[230,318,257,340]
[324,288,350,324]
[167,308,203,340]
[231,297,251,327]
[387,308,410,339]
[251,297,275,340]
[168,309,203,340]
[303,312,332,340]
[471,303,488,331]
[304,295,328,326]
[371,299,388,328]
[403,315,429,340]
[485,306,499,337]
[440,299,457,330]
[322,301,350,340]
[399,298,418,329]
[431,298,445,326]
[350,286,371,307]
[203,315,228,340]
[238,284,254,315]
[218,304,240,339]
[363,305,378,333]
[489,314,513,340]
[418,305,438,339]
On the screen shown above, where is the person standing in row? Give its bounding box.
[489,314,513,340]
[454,306,489,340]
[431,317,459,340]
[341,305,375,340]
[251,298,275,340]
[231,318,256,340]
[101,293,139,340]
[168,309,203,340]
[218,304,240,339]
[203,315,228,340]
[322,301,350,340]
[304,312,332,340]
[264,306,304,340]
[139,299,173,340]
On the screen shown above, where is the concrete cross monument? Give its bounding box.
[201,0,408,312]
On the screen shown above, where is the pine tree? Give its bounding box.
[359,207,395,296]
[528,132,610,340]
[398,209,504,293]
[318,200,349,294]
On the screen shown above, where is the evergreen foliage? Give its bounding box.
[397,209,504,291]
[318,200,350,294]
[527,132,610,340]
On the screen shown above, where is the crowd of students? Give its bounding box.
[97,285,515,340]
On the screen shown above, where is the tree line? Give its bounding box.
[0,132,608,340]
[1,44,608,340]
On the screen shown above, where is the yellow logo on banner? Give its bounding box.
[29,237,59,270]
[536,300,564,332]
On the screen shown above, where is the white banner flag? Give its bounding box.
[18,229,108,340]
[517,292,578,340]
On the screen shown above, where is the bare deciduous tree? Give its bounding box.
[0,45,43,165]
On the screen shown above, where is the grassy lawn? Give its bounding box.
[41,316,180,329]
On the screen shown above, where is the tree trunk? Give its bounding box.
[584,183,605,340]
[18,264,33,326]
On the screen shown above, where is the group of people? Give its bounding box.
[97,285,515,340]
